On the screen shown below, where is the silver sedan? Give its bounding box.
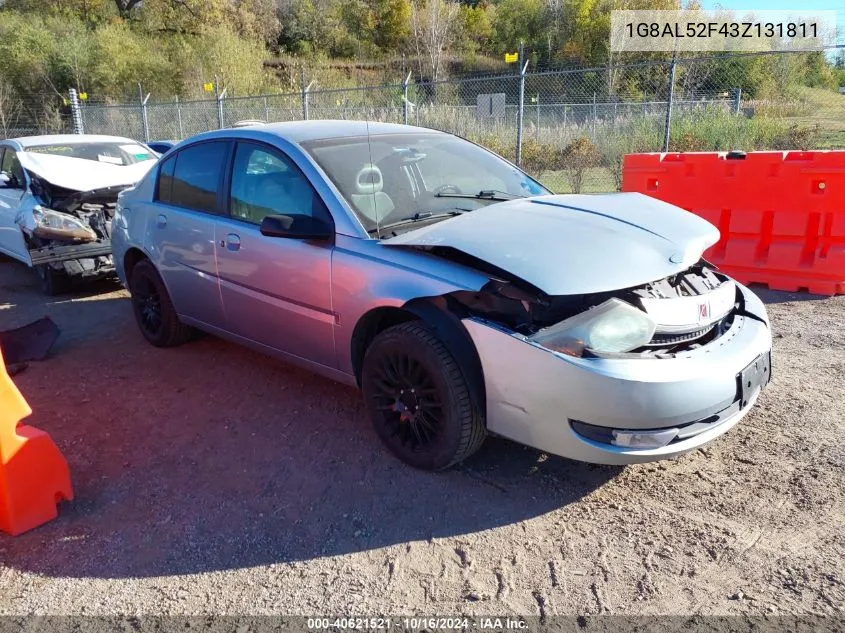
[111,121,772,470]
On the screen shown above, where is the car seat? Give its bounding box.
[349,165,394,224]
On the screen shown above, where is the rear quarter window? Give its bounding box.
[156,154,176,203]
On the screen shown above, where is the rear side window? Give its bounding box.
[156,154,176,202]
[161,141,228,213]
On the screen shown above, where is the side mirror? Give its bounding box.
[259,214,333,241]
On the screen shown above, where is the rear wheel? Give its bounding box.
[128,259,192,347]
[361,322,486,471]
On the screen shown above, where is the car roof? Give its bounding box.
[190,120,448,145]
[7,134,145,149]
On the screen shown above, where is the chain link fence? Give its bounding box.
[73,48,844,193]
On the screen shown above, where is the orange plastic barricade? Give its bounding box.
[0,348,73,536]
[622,151,845,295]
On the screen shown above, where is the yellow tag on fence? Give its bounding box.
[504,52,518,63]
[79,92,88,100]
[203,82,214,92]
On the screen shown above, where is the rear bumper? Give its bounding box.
[464,283,773,465]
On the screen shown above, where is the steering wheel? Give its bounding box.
[433,184,463,196]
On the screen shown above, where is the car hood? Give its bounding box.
[381,192,720,295]
[18,151,156,192]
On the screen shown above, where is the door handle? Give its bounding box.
[224,233,241,251]
[156,214,167,228]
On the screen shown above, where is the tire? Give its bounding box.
[361,321,486,471]
[128,259,192,347]
[35,264,70,296]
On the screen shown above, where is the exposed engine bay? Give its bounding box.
[427,255,747,359]
[21,175,127,280]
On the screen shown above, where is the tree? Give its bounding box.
[1,0,115,22]
[491,0,547,57]
[410,0,459,81]
[456,2,493,56]
[373,0,411,52]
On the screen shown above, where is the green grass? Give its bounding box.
[785,87,845,149]
[534,168,617,194]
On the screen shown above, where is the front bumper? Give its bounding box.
[29,240,113,266]
[463,283,772,465]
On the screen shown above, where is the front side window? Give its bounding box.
[167,141,229,214]
[229,142,330,226]
[301,133,550,232]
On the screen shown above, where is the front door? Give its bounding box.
[215,141,336,368]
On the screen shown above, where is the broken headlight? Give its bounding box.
[32,206,97,242]
[528,298,656,356]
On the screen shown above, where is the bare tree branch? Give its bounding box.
[0,80,24,139]
[410,0,459,83]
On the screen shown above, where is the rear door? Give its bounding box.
[148,140,230,328]
[214,140,336,367]
[0,147,31,262]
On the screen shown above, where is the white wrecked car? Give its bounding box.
[0,134,157,294]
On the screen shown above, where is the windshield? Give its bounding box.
[301,133,550,233]
[25,142,157,166]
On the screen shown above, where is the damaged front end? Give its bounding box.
[20,176,127,282]
[424,260,772,463]
[433,256,749,359]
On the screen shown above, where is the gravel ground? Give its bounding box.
[0,259,843,617]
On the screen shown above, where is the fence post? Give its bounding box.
[216,88,227,129]
[264,95,270,122]
[176,96,183,139]
[138,83,150,142]
[592,92,597,138]
[662,53,677,153]
[733,88,742,115]
[301,81,313,121]
[515,43,527,167]
[402,71,412,125]
[68,88,84,134]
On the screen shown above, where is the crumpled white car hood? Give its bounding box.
[18,151,156,192]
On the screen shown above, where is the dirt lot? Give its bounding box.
[0,259,843,617]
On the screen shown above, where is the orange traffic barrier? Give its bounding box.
[0,348,73,536]
[623,151,845,295]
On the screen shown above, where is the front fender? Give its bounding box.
[332,235,489,375]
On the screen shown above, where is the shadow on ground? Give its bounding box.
[0,261,619,579]
[750,283,834,305]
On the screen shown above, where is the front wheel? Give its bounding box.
[35,264,70,296]
[361,322,486,471]
[128,259,192,347]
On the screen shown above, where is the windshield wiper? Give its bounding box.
[367,210,464,235]
[435,189,524,202]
